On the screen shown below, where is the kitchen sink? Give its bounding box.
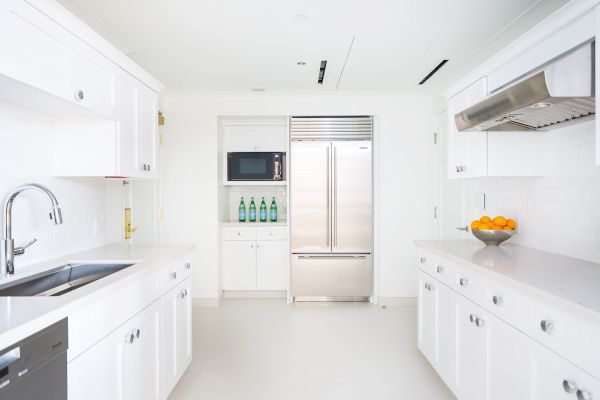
[0,263,135,297]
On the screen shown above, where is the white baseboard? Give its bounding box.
[222,290,287,299]
[193,298,220,308]
[379,297,417,306]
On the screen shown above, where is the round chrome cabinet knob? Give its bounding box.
[577,389,593,400]
[492,295,503,306]
[459,278,468,287]
[540,320,554,333]
[563,380,578,394]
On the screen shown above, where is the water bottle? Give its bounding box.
[238,197,246,222]
[270,197,278,222]
[249,197,257,222]
[259,197,267,222]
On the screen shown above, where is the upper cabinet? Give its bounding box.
[0,0,163,179]
[445,0,598,178]
[447,77,488,179]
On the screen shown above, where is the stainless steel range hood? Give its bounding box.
[455,42,595,132]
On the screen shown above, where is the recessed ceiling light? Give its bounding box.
[251,88,266,92]
[297,61,306,66]
[293,13,308,23]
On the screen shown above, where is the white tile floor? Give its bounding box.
[169,299,455,400]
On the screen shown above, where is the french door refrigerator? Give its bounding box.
[290,116,373,302]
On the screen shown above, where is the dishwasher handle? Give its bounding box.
[0,347,20,370]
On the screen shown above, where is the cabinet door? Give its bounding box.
[417,271,436,363]
[435,282,458,393]
[68,325,124,400]
[116,77,141,178]
[256,240,288,290]
[447,77,488,179]
[177,278,193,372]
[222,241,256,290]
[0,0,115,117]
[122,301,162,400]
[487,315,534,400]
[162,284,180,396]
[456,297,487,400]
[533,343,600,400]
[137,86,158,177]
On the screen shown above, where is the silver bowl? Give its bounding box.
[471,229,516,246]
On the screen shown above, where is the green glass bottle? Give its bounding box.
[238,197,246,222]
[270,197,278,222]
[259,197,267,222]
[249,197,257,222]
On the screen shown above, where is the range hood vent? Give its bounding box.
[455,42,595,132]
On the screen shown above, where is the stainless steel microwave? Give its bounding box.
[227,152,285,181]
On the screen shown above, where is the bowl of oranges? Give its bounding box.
[470,216,517,246]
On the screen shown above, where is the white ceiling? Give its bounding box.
[57,0,569,93]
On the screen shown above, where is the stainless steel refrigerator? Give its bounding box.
[290,116,373,302]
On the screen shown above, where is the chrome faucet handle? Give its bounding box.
[13,239,37,256]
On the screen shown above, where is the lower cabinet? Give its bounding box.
[418,267,600,400]
[162,277,193,397]
[68,300,162,400]
[222,226,288,291]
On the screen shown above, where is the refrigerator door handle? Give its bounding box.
[333,146,338,248]
[326,146,330,247]
[297,255,369,259]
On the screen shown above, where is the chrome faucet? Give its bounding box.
[2,184,63,276]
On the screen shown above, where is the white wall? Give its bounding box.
[462,120,600,263]
[160,92,434,300]
[0,102,122,270]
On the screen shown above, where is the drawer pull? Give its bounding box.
[237,232,242,236]
[74,90,84,101]
[563,380,578,394]
[184,262,191,270]
[577,389,592,400]
[459,278,468,287]
[469,314,476,323]
[424,283,434,291]
[419,256,427,264]
[540,320,554,333]
[492,295,503,306]
[436,265,444,274]
[475,318,485,328]
[169,271,177,280]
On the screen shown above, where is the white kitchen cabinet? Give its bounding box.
[162,278,193,397]
[417,271,436,363]
[52,75,159,178]
[222,121,288,152]
[447,77,488,179]
[0,0,115,118]
[222,226,288,291]
[455,297,487,400]
[435,282,458,392]
[68,300,162,400]
[256,241,288,290]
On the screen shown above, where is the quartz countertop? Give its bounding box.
[415,240,600,322]
[0,244,194,350]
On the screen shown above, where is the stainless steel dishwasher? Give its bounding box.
[0,318,68,400]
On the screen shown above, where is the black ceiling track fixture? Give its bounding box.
[418,59,449,85]
[318,60,327,85]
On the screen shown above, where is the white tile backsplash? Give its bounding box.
[0,102,122,270]
[466,120,600,262]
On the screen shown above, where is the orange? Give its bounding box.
[503,226,513,230]
[492,216,507,227]
[506,219,517,229]
[478,223,491,230]
[480,216,491,224]
[491,225,503,230]
[471,220,481,230]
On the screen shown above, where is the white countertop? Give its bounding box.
[0,243,194,350]
[221,220,288,227]
[415,240,600,322]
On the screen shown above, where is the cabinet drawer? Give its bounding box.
[223,227,256,241]
[257,226,288,241]
[450,264,486,304]
[484,281,531,329]
[529,300,600,377]
[163,257,193,291]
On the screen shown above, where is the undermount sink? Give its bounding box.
[0,263,135,297]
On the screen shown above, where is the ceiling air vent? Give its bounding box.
[418,59,449,85]
[318,60,327,85]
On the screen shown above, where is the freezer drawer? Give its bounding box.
[292,254,372,300]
